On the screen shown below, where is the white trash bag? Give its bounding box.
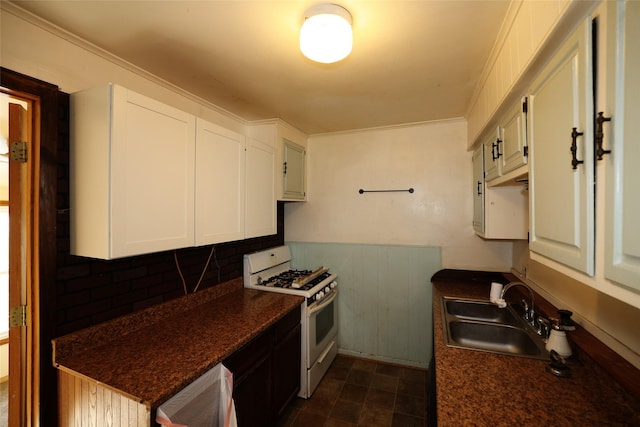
[156,363,237,427]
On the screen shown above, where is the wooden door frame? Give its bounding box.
[7,98,33,427]
[1,67,60,426]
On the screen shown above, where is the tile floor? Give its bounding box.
[276,355,427,427]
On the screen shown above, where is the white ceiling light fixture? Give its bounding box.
[300,4,353,64]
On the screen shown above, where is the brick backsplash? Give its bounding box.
[55,103,285,337]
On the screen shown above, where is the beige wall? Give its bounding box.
[285,120,514,271]
[0,4,245,133]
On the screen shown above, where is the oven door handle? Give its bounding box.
[317,340,336,365]
[308,288,338,316]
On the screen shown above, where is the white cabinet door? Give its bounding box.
[245,136,276,238]
[282,139,305,200]
[472,146,485,235]
[604,0,640,292]
[195,119,245,245]
[483,130,500,182]
[484,100,527,184]
[473,140,528,240]
[71,84,195,259]
[528,20,594,275]
[499,100,528,175]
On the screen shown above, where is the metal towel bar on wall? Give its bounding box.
[358,188,414,194]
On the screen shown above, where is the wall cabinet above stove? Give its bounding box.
[282,139,306,200]
[278,123,307,201]
[249,121,307,201]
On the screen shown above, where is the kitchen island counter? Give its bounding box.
[53,278,304,410]
[432,270,640,426]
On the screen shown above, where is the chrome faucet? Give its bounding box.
[499,281,538,329]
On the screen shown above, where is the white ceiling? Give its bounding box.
[12,0,510,134]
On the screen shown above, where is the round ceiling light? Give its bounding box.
[300,4,353,64]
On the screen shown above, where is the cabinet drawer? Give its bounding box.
[275,305,301,343]
[223,328,274,384]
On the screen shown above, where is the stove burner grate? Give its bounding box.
[259,269,311,288]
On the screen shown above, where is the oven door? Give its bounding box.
[307,289,338,366]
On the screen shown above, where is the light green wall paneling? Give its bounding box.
[287,242,441,368]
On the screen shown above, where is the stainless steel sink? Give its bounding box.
[444,298,521,325]
[441,297,548,360]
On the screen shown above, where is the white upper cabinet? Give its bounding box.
[499,100,528,175]
[472,3,640,307]
[483,100,528,185]
[246,120,308,201]
[472,146,485,235]
[604,0,640,293]
[70,84,196,259]
[473,139,528,240]
[282,139,306,200]
[466,1,596,146]
[528,19,594,275]
[71,84,278,259]
[195,119,245,245]
[246,125,276,238]
[483,130,501,182]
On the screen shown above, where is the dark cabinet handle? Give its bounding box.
[477,181,482,195]
[496,138,503,158]
[283,161,287,175]
[491,142,497,161]
[570,128,584,169]
[595,112,612,160]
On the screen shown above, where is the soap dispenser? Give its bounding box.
[546,323,572,357]
[545,310,574,357]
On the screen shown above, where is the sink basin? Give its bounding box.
[447,321,547,359]
[444,298,521,325]
[441,297,548,360]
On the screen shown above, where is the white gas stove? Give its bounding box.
[243,246,338,398]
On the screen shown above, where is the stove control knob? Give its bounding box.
[324,286,331,293]
[316,291,324,301]
[330,281,337,289]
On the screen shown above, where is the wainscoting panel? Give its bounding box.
[287,242,441,367]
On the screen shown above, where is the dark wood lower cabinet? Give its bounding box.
[273,323,301,418]
[231,351,272,427]
[224,305,301,427]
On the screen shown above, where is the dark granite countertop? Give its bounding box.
[52,278,304,409]
[432,270,640,426]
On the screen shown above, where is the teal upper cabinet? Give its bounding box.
[248,120,308,202]
[604,0,640,293]
[278,123,307,201]
[282,139,306,200]
[528,19,595,276]
[70,84,196,259]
